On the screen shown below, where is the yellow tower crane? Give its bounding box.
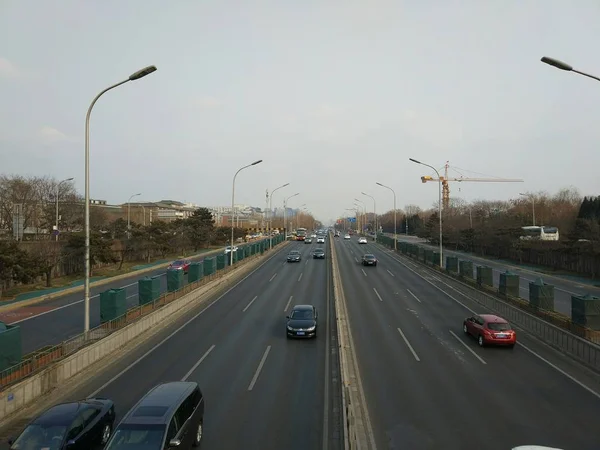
[421,161,524,209]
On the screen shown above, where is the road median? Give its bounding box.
[330,238,376,450]
[0,239,289,427]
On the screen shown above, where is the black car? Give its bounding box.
[286,304,318,338]
[105,381,204,449]
[362,254,378,266]
[313,248,325,259]
[9,398,115,450]
[287,250,301,262]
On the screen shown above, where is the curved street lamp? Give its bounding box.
[84,65,157,334]
[230,160,263,264]
[541,56,600,82]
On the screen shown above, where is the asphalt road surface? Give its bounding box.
[335,236,600,450]
[43,240,342,450]
[392,235,600,318]
[1,251,223,354]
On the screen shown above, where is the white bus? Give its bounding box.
[520,226,559,241]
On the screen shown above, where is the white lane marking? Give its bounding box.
[243,296,258,312]
[387,269,395,277]
[361,269,367,277]
[305,260,309,266]
[181,345,216,380]
[448,330,486,365]
[430,275,442,282]
[284,296,293,312]
[354,257,358,263]
[298,273,303,282]
[385,250,600,399]
[269,273,277,282]
[373,288,383,302]
[406,289,421,303]
[248,345,271,391]
[397,327,420,361]
[86,247,285,397]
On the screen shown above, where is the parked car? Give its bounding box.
[463,314,516,348]
[8,398,116,450]
[168,259,191,274]
[105,382,204,449]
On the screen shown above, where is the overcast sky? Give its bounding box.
[1,1,599,224]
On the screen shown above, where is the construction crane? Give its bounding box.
[421,161,524,209]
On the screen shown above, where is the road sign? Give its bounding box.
[347,217,356,223]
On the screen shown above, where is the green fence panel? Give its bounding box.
[0,323,21,372]
[100,288,127,322]
[245,246,251,258]
[138,276,161,306]
[188,262,203,283]
[459,260,474,279]
[399,242,407,253]
[167,269,184,292]
[432,251,441,265]
[476,266,494,287]
[571,294,600,329]
[203,257,216,276]
[529,278,554,311]
[446,256,459,273]
[216,254,226,270]
[499,271,519,297]
[425,249,434,264]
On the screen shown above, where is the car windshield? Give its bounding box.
[488,322,511,331]
[13,424,67,448]
[172,260,184,265]
[105,424,166,449]
[364,255,375,259]
[290,309,313,320]
[289,251,300,255]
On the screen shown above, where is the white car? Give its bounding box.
[344,234,351,240]
[317,237,325,244]
[358,237,367,244]
[311,234,317,238]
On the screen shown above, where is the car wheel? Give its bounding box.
[462,324,468,334]
[478,335,485,347]
[508,344,515,349]
[193,420,203,447]
[374,263,377,266]
[101,423,112,445]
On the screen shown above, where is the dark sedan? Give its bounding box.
[9,398,115,450]
[286,304,318,338]
[362,254,378,266]
[287,250,302,262]
[313,248,326,259]
[168,259,191,274]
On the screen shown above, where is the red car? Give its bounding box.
[168,259,191,274]
[463,314,516,348]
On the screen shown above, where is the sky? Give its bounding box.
[1,1,600,225]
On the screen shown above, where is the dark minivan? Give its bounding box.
[105,381,204,449]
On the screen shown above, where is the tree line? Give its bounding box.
[373,187,600,277]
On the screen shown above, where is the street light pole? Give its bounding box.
[230,160,263,265]
[519,193,536,226]
[269,183,289,248]
[541,56,600,82]
[354,198,366,234]
[283,193,300,239]
[127,193,141,238]
[84,65,157,334]
[409,158,443,268]
[55,177,74,242]
[376,182,397,250]
[296,204,306,230]
[361,192,376,235]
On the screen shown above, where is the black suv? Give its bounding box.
[105,382,204,449]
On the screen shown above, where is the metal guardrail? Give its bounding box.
[0,239,285,390]
[385,242,600,373]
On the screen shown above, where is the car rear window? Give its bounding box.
[487,322,511,331]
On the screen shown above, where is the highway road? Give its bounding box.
[391,235,600,318]
[40,240,342,450]
[335,236,600,450]
[0,250,224,354]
